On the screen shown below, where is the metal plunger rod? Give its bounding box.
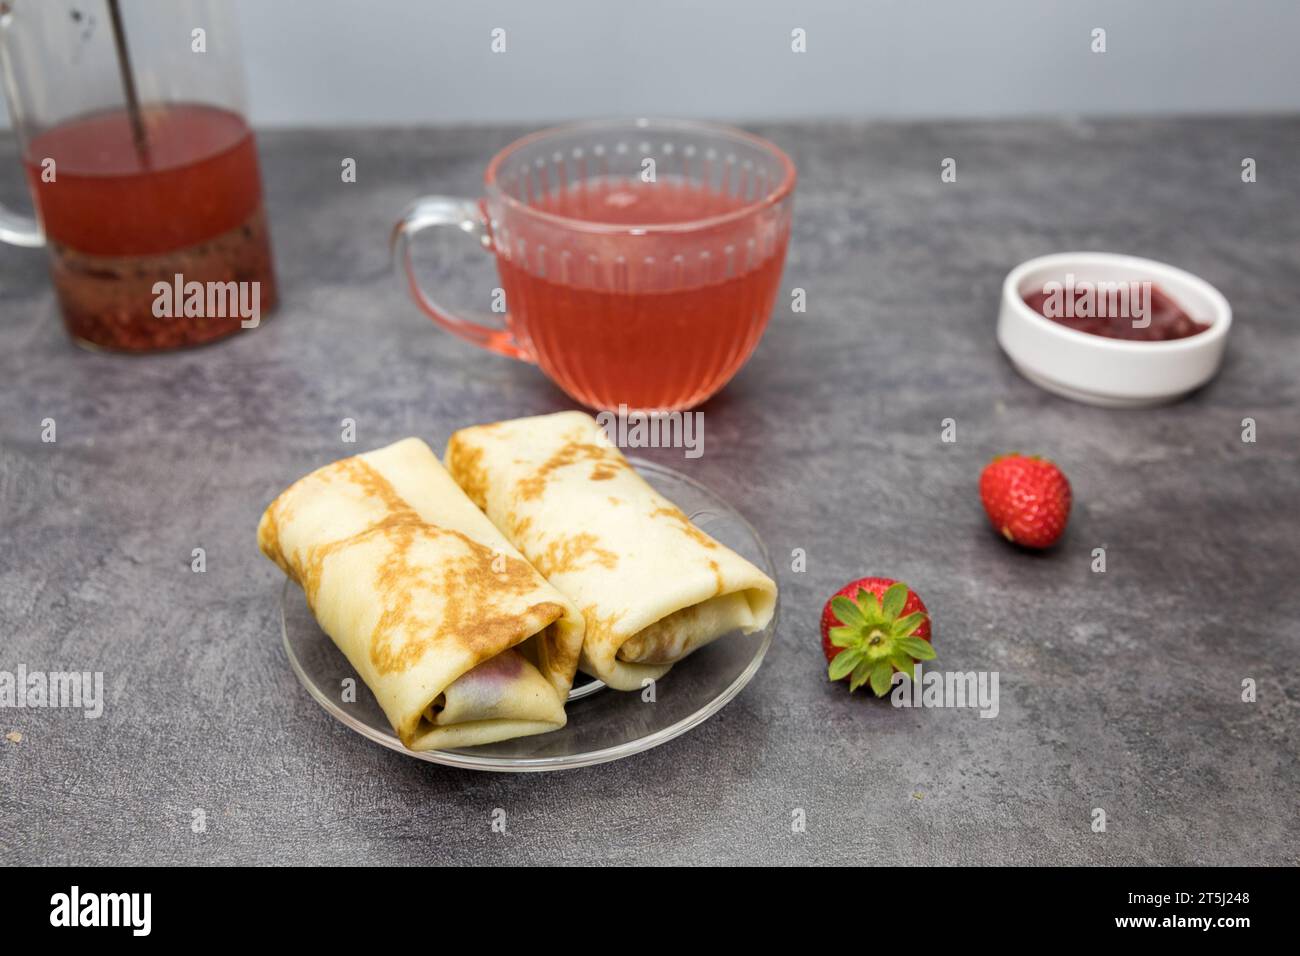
[106,0,149,161]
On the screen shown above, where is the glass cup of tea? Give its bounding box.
[0,0,276,352]
[392,119,796,411]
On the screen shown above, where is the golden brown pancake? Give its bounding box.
[258,438,585,749]
[446,413,776,691]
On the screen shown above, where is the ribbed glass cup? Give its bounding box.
[392,119,796,412]
[485,120,795,411]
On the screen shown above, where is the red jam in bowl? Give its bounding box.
[1023,280,1209,341]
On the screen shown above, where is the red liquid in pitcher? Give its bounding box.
[495,178,789,410]
[24,103,276,351]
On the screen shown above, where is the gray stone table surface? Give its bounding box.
[1,121,1297,866]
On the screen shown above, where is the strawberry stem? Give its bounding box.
[827,583,934,696]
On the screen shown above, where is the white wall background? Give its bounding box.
[5,0,1300,127]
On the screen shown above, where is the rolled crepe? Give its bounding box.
[445,412,777,691]
[257,437,585,750]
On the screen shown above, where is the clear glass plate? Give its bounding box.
[279,459,778,772]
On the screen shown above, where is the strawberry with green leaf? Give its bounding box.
[820,577,934,696]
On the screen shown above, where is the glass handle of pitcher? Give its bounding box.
[0,200,43,248]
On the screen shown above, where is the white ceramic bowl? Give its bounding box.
[997,252,1231,407]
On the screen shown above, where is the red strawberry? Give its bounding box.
[820,577,934,696]
[979,454,1072,549]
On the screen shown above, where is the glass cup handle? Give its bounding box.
[0,200,43,248]
[390,196,531,362]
